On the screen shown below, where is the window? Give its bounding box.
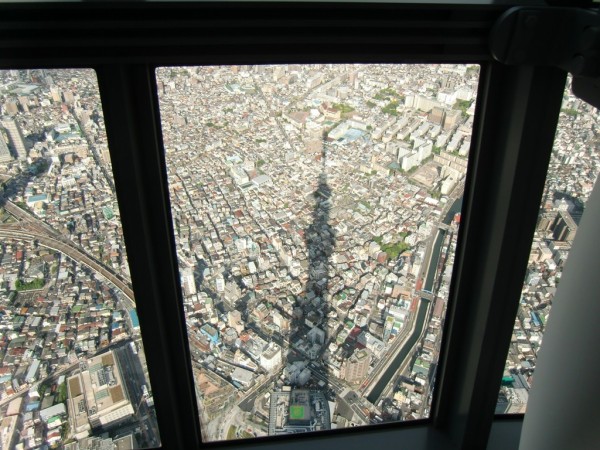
[156,63,478,441]
[497,77,600,415]
[0,69,161,448]
[0,2,593,450]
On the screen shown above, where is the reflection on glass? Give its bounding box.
[497,78,600,414]
[0,69,160,448]
[157,64,479,441]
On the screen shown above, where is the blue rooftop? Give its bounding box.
[129,309,140,328]
[27,194,47,204]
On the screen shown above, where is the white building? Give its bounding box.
[260,342,282,372]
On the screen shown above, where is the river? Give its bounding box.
[366,196,462,404]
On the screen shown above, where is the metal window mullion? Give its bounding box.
[0,3,503,67]
[433,62,566,448]
[95,64,203,449]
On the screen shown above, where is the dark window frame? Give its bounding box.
[0,2,571,449]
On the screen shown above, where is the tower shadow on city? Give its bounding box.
[303,144,335,366]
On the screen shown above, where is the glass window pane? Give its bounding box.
[496,77,600,414]
[156,64,479,442]
[0,69,161,448]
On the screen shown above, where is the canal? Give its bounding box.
[366,197,462,404]
[367,297,430,403]
[425,230,445,292]
[444,196,463,224]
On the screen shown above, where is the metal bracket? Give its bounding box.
[491,5,600,107]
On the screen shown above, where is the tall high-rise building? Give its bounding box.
[260,342,282,371]
[0,132,12,163]
[1,117,27,159]
[428,106,446,126]
[551,210,578,242]
[443,109,462,130]
[63,89,75,105]
[50,87,61,103]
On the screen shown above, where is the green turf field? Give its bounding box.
[290,405,305,420]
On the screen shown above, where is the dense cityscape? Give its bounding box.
[0,70,158,449]
[157,64,475,440]
[0,64,596,448]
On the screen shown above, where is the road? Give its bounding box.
[114,339,161,446]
